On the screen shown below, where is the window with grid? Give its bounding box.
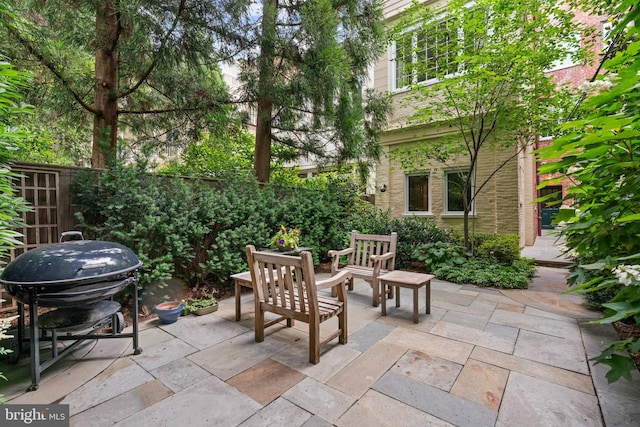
[391,17,460,90]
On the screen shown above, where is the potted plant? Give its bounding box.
[183,285,218,316]
[269,225,301,251]
[155,300,184,324]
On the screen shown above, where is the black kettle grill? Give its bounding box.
[1,240,143,391]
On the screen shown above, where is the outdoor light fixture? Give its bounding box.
[380,184,387,192]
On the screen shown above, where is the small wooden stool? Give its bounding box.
[230,271,254,321]
[378,270,435,323]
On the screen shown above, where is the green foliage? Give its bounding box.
[535,0,640,383]
[71,165,364,294]
[435,258,535,289]
[2,0,239,165]
[413,242,466,273]
[346,207,453,267]
[476,234,521,265]
[0,51,33,403]
[159,125,255,178]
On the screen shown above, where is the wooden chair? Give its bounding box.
[328,231,397,307]
[245,245,351,364]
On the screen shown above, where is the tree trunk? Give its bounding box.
[253,0,277,183]
[92,1,119,169]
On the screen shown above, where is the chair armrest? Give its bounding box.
[316,270,352,291]
[370,251,395,275]
[328,248,354,275]
[328,248,354,258]
[370,251,395,264]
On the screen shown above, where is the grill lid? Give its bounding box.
[0,240,142,285]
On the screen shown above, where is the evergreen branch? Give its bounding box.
[116,0,187,99]
[1,18,97,115]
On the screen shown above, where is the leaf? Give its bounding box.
[602,354,637,383]
[617,213,640,223]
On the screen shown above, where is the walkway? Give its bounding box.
[3,264,639,426]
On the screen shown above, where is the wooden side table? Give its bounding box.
[378,270,435,323]
[230,271,253,321]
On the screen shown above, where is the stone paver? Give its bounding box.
[384,327,474,365]
[391,349,463,391]
[133,337,198,371]
[514,330,589,374]
[496,372,602,427]
[271,339,361,382]
[282,377,356,424]
[345,320,396,353]
[449,360,508,411]
[159,313,249,349]
[470,346,594,394]
[189,331,290,380]
[489,309,581,339]
[327,340,408,397]
[114,376,261,426]
[239,397,312,427]
[227,359,305,405]
[374,371,497,427]
[150,358,212,393]
[69,379,172,426]
[430,320,516,353]
[337,389,454,427]
[60,357,154,415]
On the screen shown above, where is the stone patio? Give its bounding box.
[3,260,639,426]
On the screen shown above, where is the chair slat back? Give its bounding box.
[246,246,317,315]
[352,231,397,270]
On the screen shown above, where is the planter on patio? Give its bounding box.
[155,301,184,324]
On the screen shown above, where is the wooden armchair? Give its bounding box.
[245,245,351,364]
[328,231,397,307]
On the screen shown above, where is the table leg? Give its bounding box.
[396,285,400,307]
[426,281,431,314]
[234,279,241,321]
[413,287,419,323]
[381,280,387,316]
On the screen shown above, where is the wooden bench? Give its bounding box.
[328,231,397,307]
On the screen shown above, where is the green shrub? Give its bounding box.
[434,258,535,289]
[71,164,362,295]
[413,242,466,273]
[347,207,452,266]
[476,234,521,264]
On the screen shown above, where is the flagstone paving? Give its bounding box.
[3,250,639,426]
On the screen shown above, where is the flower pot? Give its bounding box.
[155,301,184,324]
[277,244,295,252]
[192,303,218,316]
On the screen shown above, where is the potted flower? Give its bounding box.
[183,285,218,316]
[269,225,301,251]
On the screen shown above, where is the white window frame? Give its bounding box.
[405,172,432,215]
[389,16,462,92]
[444,169,474,215]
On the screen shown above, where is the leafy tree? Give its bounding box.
[0,57,31,261]
[1,0,242,168]
[243,0,392,183]
[537,0,640,383]
[388,0,589,250]
[159,124,255,178]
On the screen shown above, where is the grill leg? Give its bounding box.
[132,274,142,355]
[28,289,40,391]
